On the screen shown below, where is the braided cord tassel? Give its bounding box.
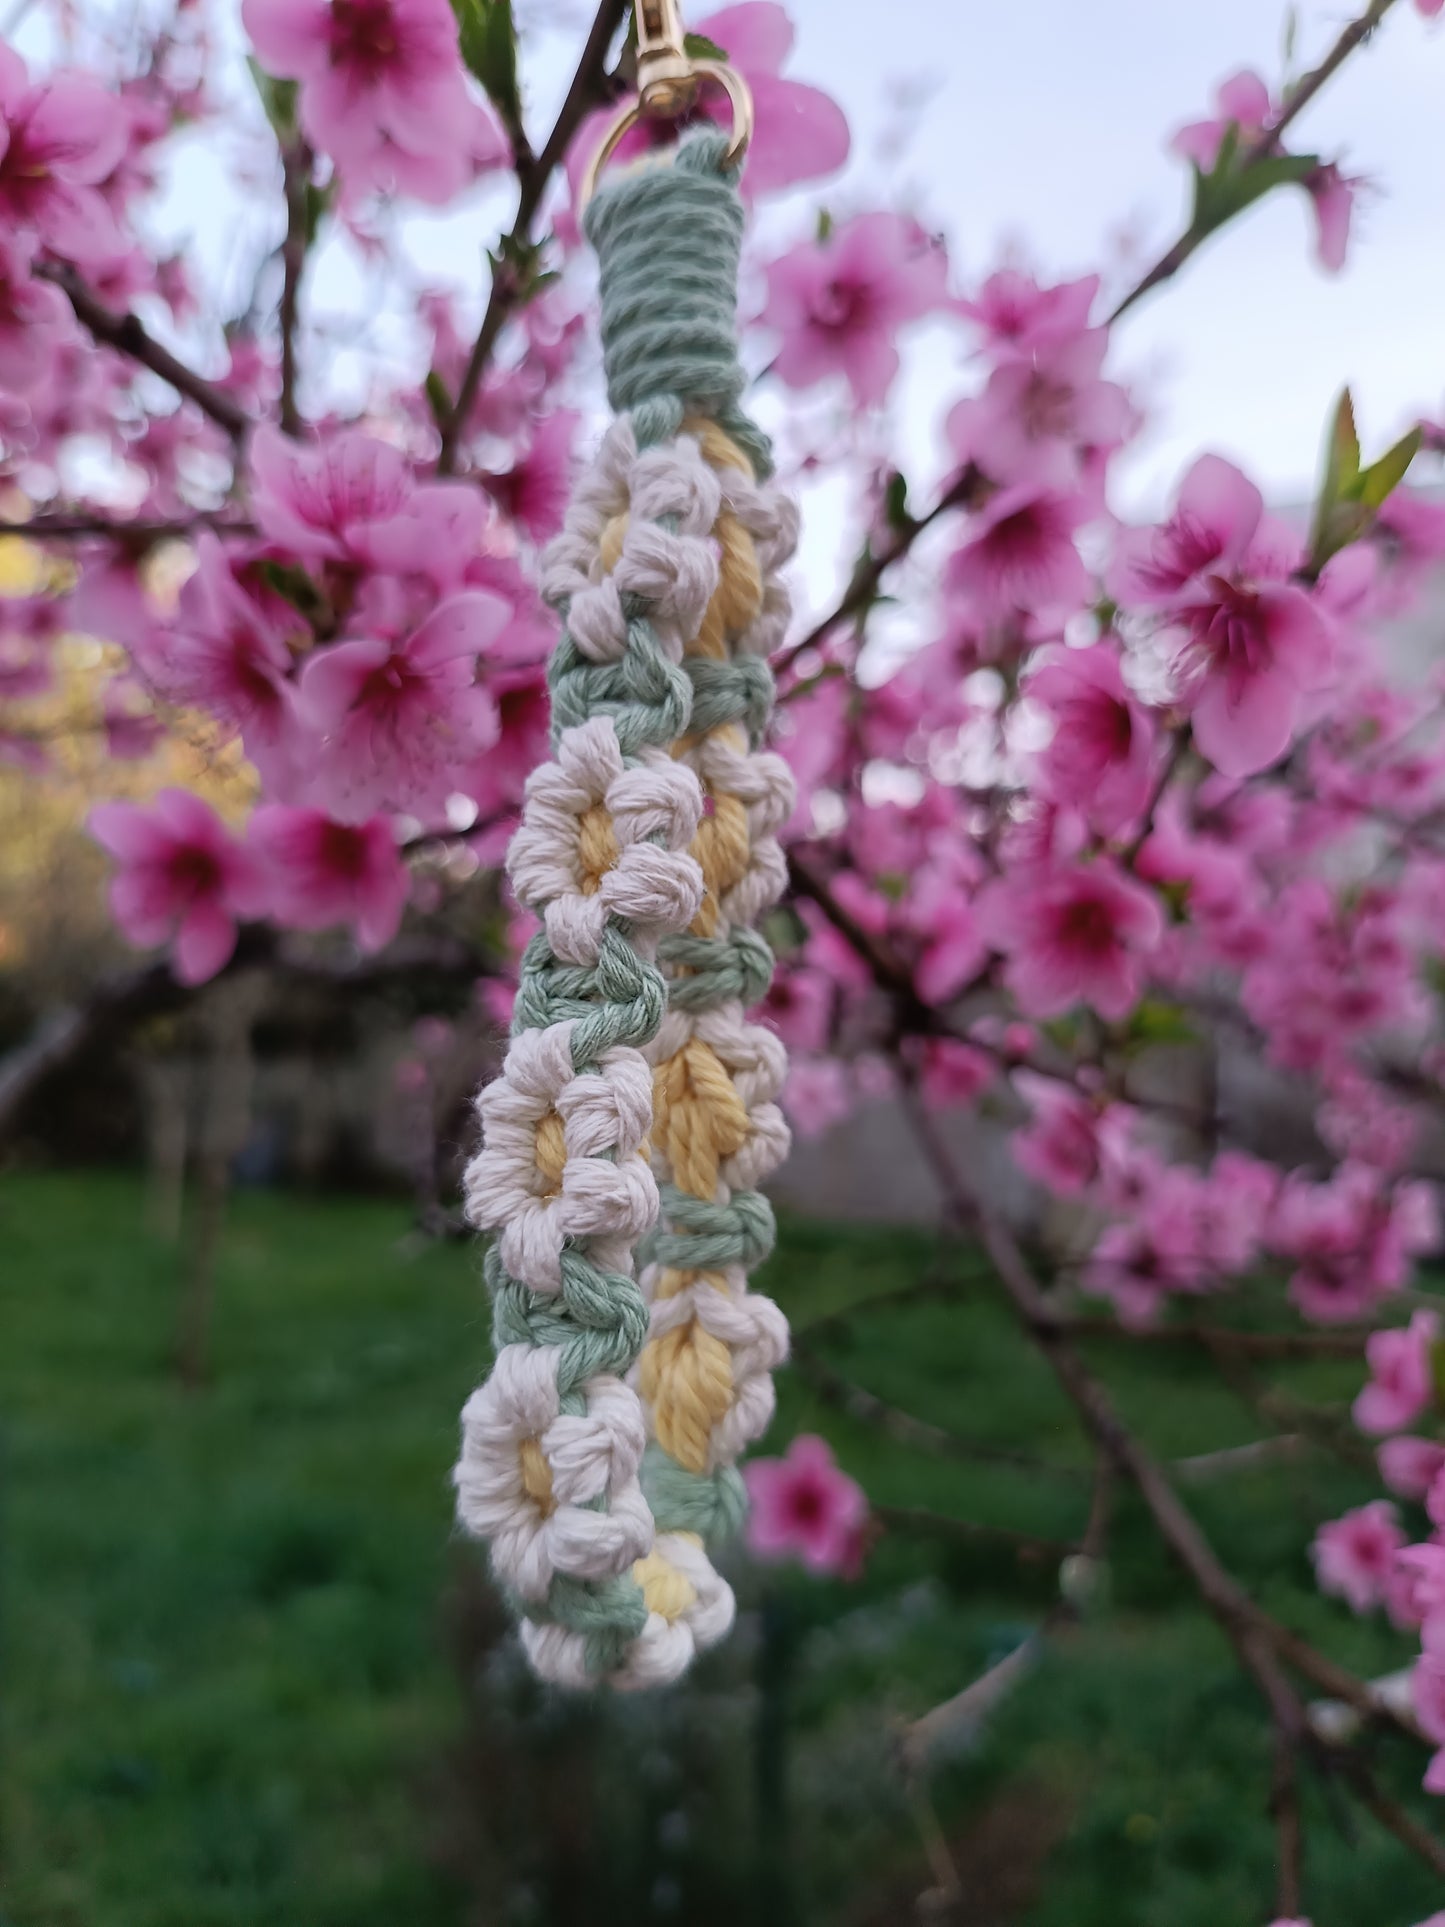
[454,129,791,1687]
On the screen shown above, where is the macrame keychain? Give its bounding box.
[454,2,798,1688]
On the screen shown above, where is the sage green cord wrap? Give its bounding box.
[586,129,774,478]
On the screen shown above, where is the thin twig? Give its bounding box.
[873,1502,1073,1564]
[1339,1754,1445,1880]
[772,466,983,683]
[277,137,314,438]
[897,1080,1425,1752]
[0,512,257,543]
[1061,1313,1378,1360]
[790,1342,1089,1480]
[1109,0,1401,323]
[39,263,250,443]
[436,0,629,474]
[1271,1727,1305,1919]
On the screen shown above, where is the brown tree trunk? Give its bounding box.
[143,1055,191,1242]
[175,972,264,1387]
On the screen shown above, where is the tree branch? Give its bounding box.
[39,263,250,444]
[0,512,257,544]
[0,931,491,1149]
[277,137,314,438]
[773,466,983,683]
[436,0,629,474]
[897,1080,1426,1754]
[791,1340,1090,1480]
[1108,0,1401,323]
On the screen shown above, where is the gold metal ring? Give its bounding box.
[579,63,754,211]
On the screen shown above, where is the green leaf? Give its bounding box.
[1189,124,1317,236]
[1432,1336,1445,1408]
[1308,396,1421,573]
[1122,998,1197,1052]
[257,560,327,628]
[451,0,521,125]
[246,56,298,137]
[424,370,454,429]
[882,471,911,533]
[1353,426,1422,510]
[683,30,729,60]
[302,179,334,249]
[815,207,834,244]
[1306,388,1362,572]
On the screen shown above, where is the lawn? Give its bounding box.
[0,1171,1438,1926]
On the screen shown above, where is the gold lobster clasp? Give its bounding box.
[579,0,754,207]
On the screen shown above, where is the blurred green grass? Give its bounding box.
[0,1173,1437,1926]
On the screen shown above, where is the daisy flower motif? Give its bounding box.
[508,717,704,966]
[454,1345,652,1601]
[521,1530,737,1689]
[463,1021,658,1291]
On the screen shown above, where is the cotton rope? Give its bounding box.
[454,129,795,1687]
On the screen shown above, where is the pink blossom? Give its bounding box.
[298,589,507,821]
[146,536,300,783]
[763,213,948,408]
[88,789,271,984]
[567,3,849,211]
[948,330,1133,490]
[482,410,578,542]
[1170,572,1334,779]
[1380,1436,1445,1501]
[1011,1075,1113,1196]
[744,1434,868,1576]
[1111,454,1263,607]
[916,1037,995,1111]
[1354,1310,1440,1436]
[0,232,71,387]
[241,0,504,205]
[1385,1540,1445,1632]
[0,47,129,266]
[458,661,550,818]
[1311,1500,1405,1614]
[1170,69,1273,172]
[249,427,484,589]
[956,270,1099,361]
[945,482,1092,623]
[780,1056,852,1137]
[1082,1188,1211,1325]
[903,847,989,1004]
[1027,643,1156,834]
[978,859,1162,1021]
[1305,162,1360,274]
[1269,1165,1438,1323]
[761,964,833,1053]
[249,806,408,951]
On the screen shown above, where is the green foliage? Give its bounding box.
[450,0,521,131]
[423,369,454,430]
[683,31,729,62]
[1187,125,1318,238]
[1307,388,1423,574]
[245,57,297,137]
[0,1176,1437,1925]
